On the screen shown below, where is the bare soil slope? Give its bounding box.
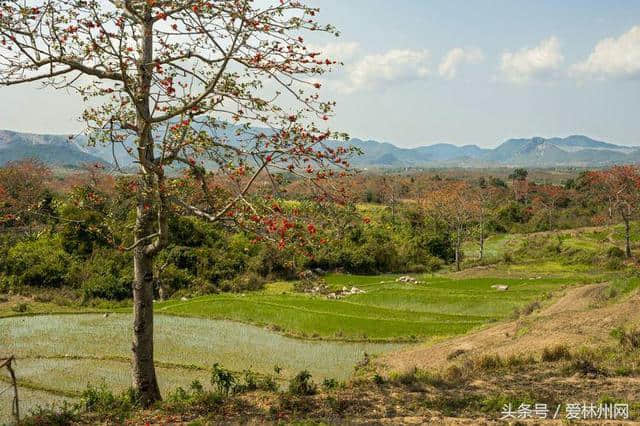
[378,283,640,373]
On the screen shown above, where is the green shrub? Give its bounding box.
[233,370,278,393]
[372,373,385,385]
[322,378,339,390]
[611,327,640,351]
[4,236,74,288]
[211,363,236,396]
[163,381,223,414]
[220,271,266,293]
[605,257,624,271]
[607,246,625,259]
[79,383,139,421]
[11,302,28,313]
[157,264,203,298]
[21,402,79,426]
[68,249,132,300]
[288,370,317,396]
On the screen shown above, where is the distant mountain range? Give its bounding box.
[1,129,639,169]
[347,135,640,168]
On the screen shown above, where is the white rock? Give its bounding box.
[180,297,189,301]
[491,285,509,291]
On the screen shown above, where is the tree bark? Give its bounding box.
[131,12,162,406]
[455,227,461,272]
[625,216,632,258]
[132,248,161,406]
[479,221,484,261]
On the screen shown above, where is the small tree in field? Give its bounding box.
[472,180,503,260]
[1,0,351,405]
[508,168,528,202]
[0,159,52,227]
[587,166,640,258]
[421,181,477,271]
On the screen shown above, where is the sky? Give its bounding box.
[1,0,640,148]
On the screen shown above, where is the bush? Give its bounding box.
[68,249,132,300]
[11,302,28,313]
[605,257,624,271]
[157,264,204,298]
[607,246,625,259]
[322,378,339,390]
[211,363,236,396]
[611,327,640,351]
[521,301,541,316]
[541,345,572,362]
[4,236,74,288]
[79,384,139,422]
[220,271,266,293]
[475,354,503,371]
[565,357,604,377]
[163,381,223,414]
[21,402,79,426]
[233,370,278,393]
[288,370,317,396]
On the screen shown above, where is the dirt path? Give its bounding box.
[377,282,640,373]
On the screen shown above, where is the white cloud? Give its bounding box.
[438,47,484,79]
[342,49,430,92]
[500,37,564,83]
[307,41,360,63]
[570,26,640,79]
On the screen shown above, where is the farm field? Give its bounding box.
[1,224,634,423]
[0,313,401,423]
[154,273,600,341]
[2,266,616,422]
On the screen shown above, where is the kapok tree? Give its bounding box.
[0,0,352,405]
[0,159,52,227]
[508,168,529,202]
[587,166,640,258]
[472,179,504,260]
[530,183,567,231]
[421,181,478,271]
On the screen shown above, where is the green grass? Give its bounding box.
[154,273,584,341]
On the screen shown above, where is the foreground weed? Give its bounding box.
[541,345,572,362]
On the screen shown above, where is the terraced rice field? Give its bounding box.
[0,313,401,423]
[155,274,580,341]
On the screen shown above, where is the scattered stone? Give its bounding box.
[180,296,189,301]
[491,285,509,291]
[326,286,366,299]
[396,276,418,284]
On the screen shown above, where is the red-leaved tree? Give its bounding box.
[587,166,640,258]
[1,0,352,404]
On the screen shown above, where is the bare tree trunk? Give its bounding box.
[132,247,161,406]
[130,13,163,406]
[479,220,484,261]
[455,227,461,272]
[625,216,632,258]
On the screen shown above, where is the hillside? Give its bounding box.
[0,130,107,167]
[1,128,639,169]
